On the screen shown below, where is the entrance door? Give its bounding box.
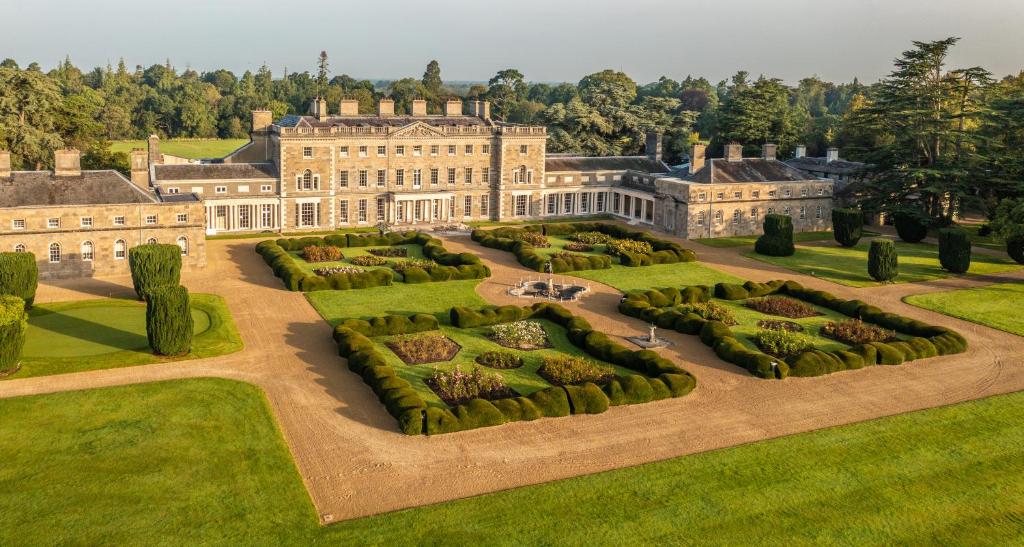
[215,206,227,230]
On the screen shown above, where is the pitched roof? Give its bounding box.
[683,158,813,184]
[786,156,866,175]
[0,171,157,207]
[153,162,278,182]
[544,156,669,174]
[277,115,491,129]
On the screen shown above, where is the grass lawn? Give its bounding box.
[109,139,249,159]
[904,283,1024,337]
[715,298,856,354]
[929,222,1006,253]
[744,238,1021,287]
[306,279,486,325]
[695,230,882,248]
[376,320,632,407]
[570,262,741,292]
[4,381,1024,544]
[287,244,425,276]
[10,294,243,379]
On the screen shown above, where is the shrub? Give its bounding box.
[563,382,610,414]
[390,258,435,272]
[385,335,460,364]
[475,351,524,369]
[571,231,612,244]
[538,355,615,386]
[145,285,193,356]
[832,208,863,247]
[302,245,344,262]
[677,301,737,325]
[0,295,27,373]
[488,321,550,350]
[564,242,594,252]
[518,231,550,247]
[758,319,803,332]
[128,244,182,300]
[450,305,534,328]
[550,251,590,261]
[606,239,653,256]
[745,296,820,318]
[821,319,895,345]
[868,239,898,281]
[893,212,928,243]
[351,255,387,267]
[755,214,795,257]
[1009,235,1024,265]
[367,247,407,257]
[938,228,971,274]
[752,328,811,358]
[426,365,514,407]
[0,252,38,308]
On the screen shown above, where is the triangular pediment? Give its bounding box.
[390,121,447,138]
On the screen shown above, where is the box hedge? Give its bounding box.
[938,228,971,274]
[0,295,27,373]
[619,278,967,379]
[755,214,795,257]
[0,252,38,309]
[894,212,928,243]
[145,285,193,356]
[128,244,182,300]
[256,232,488,292]
[868,239,898,282]
[831,208,863,247]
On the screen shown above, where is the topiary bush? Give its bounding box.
[1008,235,1024,265]
[0,295,27,373]
[0,252,38,308]
[938,228,971,274]
[832,208,863,247]
[868,239,898,282]
[145,285,193,356]
[755,214,795,257]
[893,212,927,243]
[129,244,182,300]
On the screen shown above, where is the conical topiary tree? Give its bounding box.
[831,208,863,247]
[0,295,27,374]
[145,285,193,356]
[893,212,927,243]
[868,239,898,282]
[1008,235,1024,265]
[938,228,972,273]
[0,252,38,309]
[129,244,182,300]
[755,214,795,257]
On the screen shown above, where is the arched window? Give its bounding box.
[176,236,188,256]
[48,243,61,263]
[147,237,157,245]
[81,241,94,261]
[697,211,705,226]
[13,244,25,253]
[114,239,126,260]
[302,170,313,190]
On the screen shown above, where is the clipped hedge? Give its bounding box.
[1008,235,1024,265]
[894,212,928,243]
[755,214,795,257]
[471,222,695,273]
[256,231,489,292]
[335,303,697,435]
[832,208,863,247]
[0,252,38,308]
[129,244,183,300]
[0,295,27,373]
[938,228,971,274]
[145,285,193,356]
[868,239,898,282]
[619,279,967,380]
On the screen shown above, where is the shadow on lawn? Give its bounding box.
[29,307,149,351]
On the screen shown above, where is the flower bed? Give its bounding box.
[821,319,896,345]
[303,245,344,263]
[475,351,524,369]
[314,266,365,276]
[745,296,820,318]
[425,366,519,407]
[488,320,550,350]
[571,231,613,245]
[537,355,615,386]
[351,255,388,267]
[390,258,436,272]
[367,247,408,257]
[757,319,803,332]
[606,239,653,256]
[385,335,461,365]
[751,329,812,358]
[564,242,595,252]
[677,301,737,325]
[518,231,550,248]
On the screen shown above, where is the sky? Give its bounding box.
[2,0,1023,85]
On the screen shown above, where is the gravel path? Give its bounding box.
[2,226,1022,523]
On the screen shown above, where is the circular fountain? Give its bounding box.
[507,261,591,302]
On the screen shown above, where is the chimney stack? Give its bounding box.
[54,149,81,177]
[724,143,743,162]
[444,99,463,117]
[762,143,777,161]
[479,100,491,120]
[251,110,273,134]
[795,144,806,159]
[689,143,706,175]
[148,134,162,165]
[378,98,395,117]
[411,99,428,116]
[470,99,480,117]
[0,151,10,178]
[130,149,150,188]
[310,97,328,121]
[826,147,839,163]
[338,99,359,116]
[645,132,663,162]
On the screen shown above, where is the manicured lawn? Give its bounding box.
[376,320,632,407]
[4,381,1024,544]
[10,294,243,379]
[287,244,426,276]
[904,283,1024,337]
[930,223,1006,252]
[744,238,1021,287]
[715,298,856,354]
[109,139,249,159]
[570,261,741,292]
[306,279,487,325]
[695,230,881,248]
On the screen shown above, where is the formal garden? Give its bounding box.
[0,246,242,379]
[620,278,967,378]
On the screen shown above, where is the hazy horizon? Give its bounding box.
[3,0,1023,85]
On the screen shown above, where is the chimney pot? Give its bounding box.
[54,149,82,177]
[411,99,428,117]
[251,110,273,134]
[725,143,743,162]
[762,143,777,161]
[479,100,491,120]
[310,97,328,121]
[826,147,839,163]
[689,143,707,175]
[795,144,807,159]
[378,98,395,117]
[0,151,10,178]
[148,134,162,165]
[130,149,149,188]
